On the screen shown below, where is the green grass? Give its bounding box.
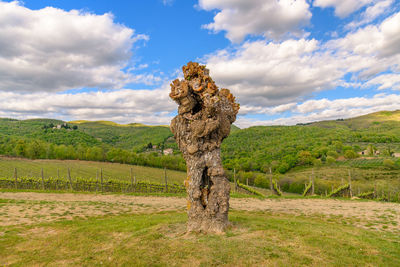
[0,157,186,184]
[1,211,399,266]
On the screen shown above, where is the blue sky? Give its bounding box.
[0,0,399,127]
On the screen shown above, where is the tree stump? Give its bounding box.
[170,62,239,233]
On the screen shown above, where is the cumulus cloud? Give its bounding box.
[346,0,394,29]
[205,38,344,107]
[366,73,400,90]
[0,87,176,125]
[236,93,400,128]
[0,1,149,92]
[198,0,311,42]
[313,0,374,18]
[330,11,400,58]
[203,10,400,115]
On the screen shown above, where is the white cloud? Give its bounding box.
[205,38,344,107]
[366,73,400,90]
[198,0,311,42]
[0,87,176,125]
[0,1,149,92]
[313,0,374,18]
[203,9,400,115]
[235,93,400,128]
[330,11,400,58]
[346,0,394,29]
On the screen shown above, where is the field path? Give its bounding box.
[1,192,399,232]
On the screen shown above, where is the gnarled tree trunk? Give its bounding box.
[169,62,239,233]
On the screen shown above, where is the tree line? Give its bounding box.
[0,136,186,172]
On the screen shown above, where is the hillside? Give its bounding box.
[222,110,400,173]
[0,118,100,146]
[0,110,400,176]
[68,120,175,151]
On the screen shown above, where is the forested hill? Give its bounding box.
[0,110,399,173]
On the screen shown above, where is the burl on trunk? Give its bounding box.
[169,62,239,233]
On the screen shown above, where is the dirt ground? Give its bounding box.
[1,192,399,232]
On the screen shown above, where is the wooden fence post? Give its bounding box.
[348,169,353,198]
[100,168,103,192]
[269,167,273,193]
[14,167,18,189]
[68,168,73,191]
[233,168,237,192]
[41,168,45,190]
[57,169,60,180]
[130,168,133,192]
[311,168,315,195]
[374,183,377,199]
[246,178,249,186]
[96,169,99,191]
[164,167,168,193]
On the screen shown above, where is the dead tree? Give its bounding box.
[170,62,239,233]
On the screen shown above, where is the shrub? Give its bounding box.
[277,162,290,174]
[236,181,265,197]
[327,150,339,159]
[383,159,396,169]
[326,156,336,165]
[254,174,269,189]
[313,158,322,167]
[344,150,358,159]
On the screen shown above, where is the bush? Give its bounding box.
[313,158,322,167]
[254,174,269,189]
[277,162,290,174]
[383,159,396,169]
[327,150,339,159]
[326,156,336,165]
[344,150,358,159]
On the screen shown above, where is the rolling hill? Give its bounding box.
[0,110,399,175]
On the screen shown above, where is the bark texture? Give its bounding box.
[169,62,239,233]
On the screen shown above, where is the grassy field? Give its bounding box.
[1,193,399,266]
[0,156,186,184]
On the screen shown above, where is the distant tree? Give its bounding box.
[333,141,343,153]
[14,140,26,157]
[86,146,104,161]
[254,174,269,188]
[277,162,290,174]
[326,156,336,165]
[344,150,358,159]
[26,141,45,159]
[327,150,339,159]
[297,150,313,165]
[72,125,78,130]
[55,145,67,159]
